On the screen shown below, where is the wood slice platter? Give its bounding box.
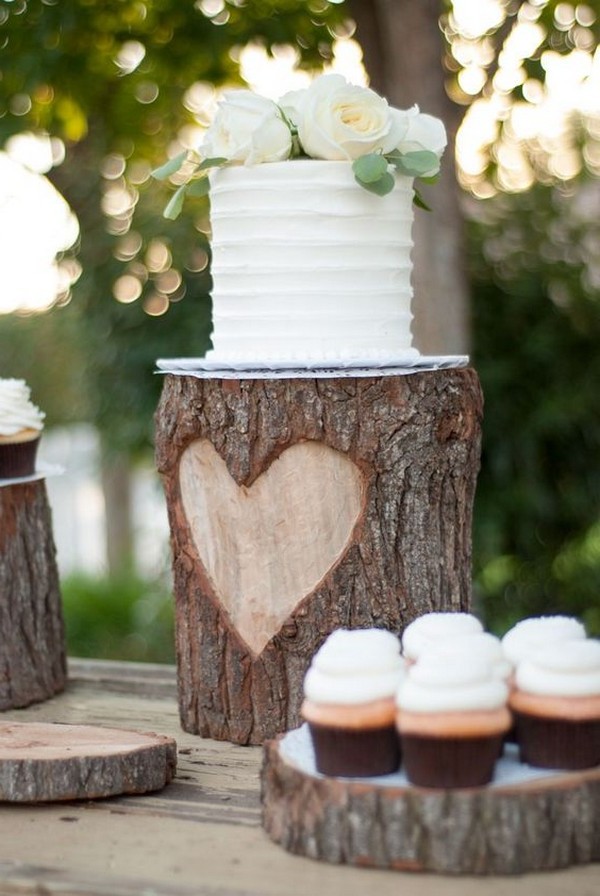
[261,727,600,875]
[0,722,177,802]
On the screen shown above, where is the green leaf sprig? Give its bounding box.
[352,148,440,208]
[151,153,228,219]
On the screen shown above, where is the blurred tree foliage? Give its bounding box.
[0,0,347,449]
[469,177,600,635]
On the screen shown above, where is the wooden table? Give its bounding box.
[0,659,597,896]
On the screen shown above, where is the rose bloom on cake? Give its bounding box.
[154,73,447,211]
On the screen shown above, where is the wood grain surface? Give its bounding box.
[0,659,597,895]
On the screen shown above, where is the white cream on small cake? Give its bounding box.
[0,378,45,441]
[401,611,483,663]
[419,631,512,681]
[302,628,404,728]
[396,655,511,737]
[206,160,418,365]
[501,615,586,667]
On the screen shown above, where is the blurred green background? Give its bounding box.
[1,1,599,660]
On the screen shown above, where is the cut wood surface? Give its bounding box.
[0,659,597,895]
[155,370,483,745]
[0,721,177,802]
[0,480,66,710]
[261,734,600,876]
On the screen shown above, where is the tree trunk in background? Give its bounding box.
[101,447,134,577]
[349,0,470,354]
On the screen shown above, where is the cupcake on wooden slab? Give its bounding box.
[302,628,404,777]
[510,639,600,770]
[401,611,483,664]
[396,654,511,788]
[0,378,45,478]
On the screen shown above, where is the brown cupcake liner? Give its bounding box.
[308,722,401,778]
[0,437,40,479]
[513,711,600,770]
[400,732,503,788]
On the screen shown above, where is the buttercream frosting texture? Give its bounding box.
[397,655,509,713]
[206,160,418,364]
[501,615,586,665]
[0,378,45,436]
[304,628,404,705]
[515,639,600,697]
[401,611,483,661]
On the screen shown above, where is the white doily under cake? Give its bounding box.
[280,722,567,788]
[156,353,469,379]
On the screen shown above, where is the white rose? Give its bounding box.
[290,74,409,161]
[201,90,292,165]
[394,106,447,176]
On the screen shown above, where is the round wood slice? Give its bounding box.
[0,722,177,802]
[261,731,600,875]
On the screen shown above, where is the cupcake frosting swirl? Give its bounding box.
[304,628,404,705]
[401,612,483,662]
[515,639,600,697]
[502,615,586,666]
[397,655,508,713]
[0,379,45,435]
[419,631,513,680]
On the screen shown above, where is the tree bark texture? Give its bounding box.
[0,721,177,802]
[261,736,600,875]
[349,0,470,354]
[0,482,67,710]
[155,370,483,745]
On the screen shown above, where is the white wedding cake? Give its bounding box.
[205,160,418,366]
[156,74,448,370]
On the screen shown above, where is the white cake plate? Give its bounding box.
[156,354,470,379]
[0,462,65,489]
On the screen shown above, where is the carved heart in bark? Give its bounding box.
[179,439,364,655]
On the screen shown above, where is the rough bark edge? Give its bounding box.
[260,736,600,875]
[0,726,177,803]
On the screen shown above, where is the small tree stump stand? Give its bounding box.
[155,369,483,745]
[261,735,600,875]
[0,481,67,710]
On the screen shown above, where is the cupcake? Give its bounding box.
[401,611,483,664]
[0,378,45,478]
[396,655,511,788]
[301,628,404,777]
[420,631,513,682]
[501,615,586,670]
[509,639,600,770]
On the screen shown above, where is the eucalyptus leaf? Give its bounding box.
[163,184,187,220]
[186,177,211,197]
[151,151,187,181]
[355,170,395,196]
[413,188,432,212]
[353,153,388,184]
[387,149,439,178]
[197,156,228,172]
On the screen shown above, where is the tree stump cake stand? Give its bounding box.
[0,480,66,710]
[155,369,483,745]
[261,734,600,875]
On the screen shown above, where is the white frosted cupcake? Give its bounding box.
[501,615,586,668]
[396,655,511,788]
[0,378,45,478]
[419,631,513,682]
[301,628,404,777]
[401,612,483,663]
[510,639,600,769]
